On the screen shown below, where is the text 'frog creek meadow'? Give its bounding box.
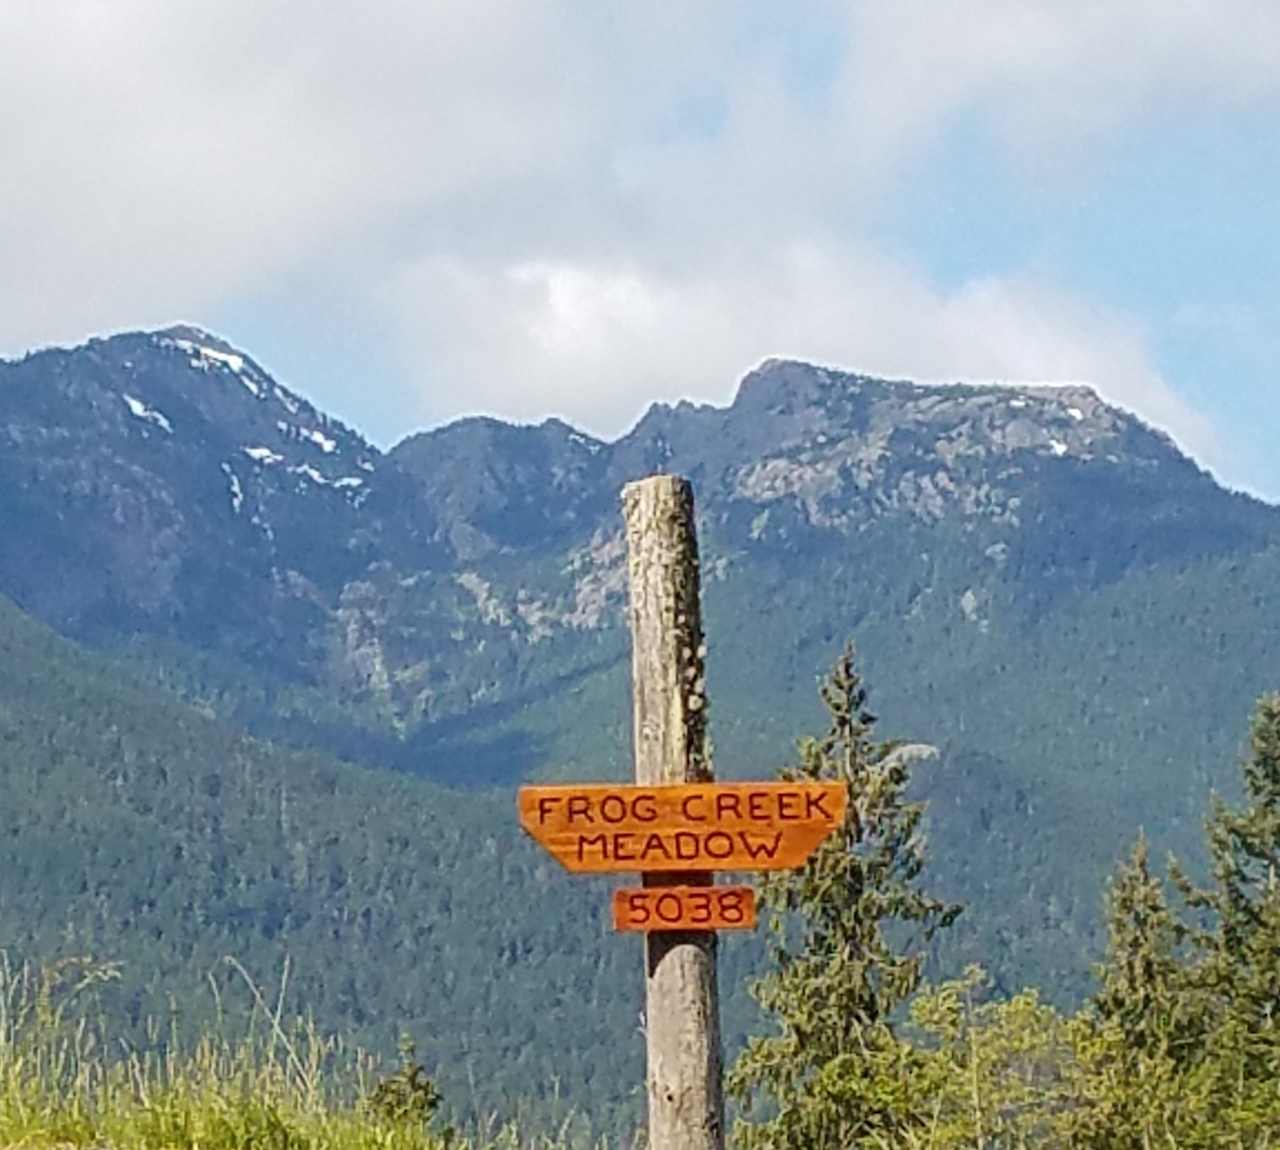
[518,781,846,872]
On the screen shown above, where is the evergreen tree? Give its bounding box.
[728,646,961,1150]
[1174,693,1280,1058]
[1093,835,1195,1058]
[1084,691,1280,1144]
[1064,836,1206,1147]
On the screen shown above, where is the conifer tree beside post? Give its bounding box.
[728,646,961,1150]
[1171,693,1280,1097]
[1065,836,1205,1145]
[1093,835,1195,1057]
[1072,694,1280,1144]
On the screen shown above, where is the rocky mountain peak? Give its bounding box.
[0,326,401,642]
[390,415,612,557]
[153,322,252,358]
[3,324,1270,697]
[726,360,1186,475]
[734,355,836,405]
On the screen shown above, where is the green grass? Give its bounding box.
[0,956,615,1150]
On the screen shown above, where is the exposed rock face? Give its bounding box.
[1,330,1274,735]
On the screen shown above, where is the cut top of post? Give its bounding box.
[622,476,711,786]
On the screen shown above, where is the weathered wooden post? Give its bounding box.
[621,475,723,1150]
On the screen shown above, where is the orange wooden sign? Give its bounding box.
[517,781,846,873]
[612,885,757,932]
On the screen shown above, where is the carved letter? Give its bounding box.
[738,831,783,861]
[641,832,673,861]
[704,831,734,859]
[805,791,835,821]
[675,832,701,860]
[715,792,742,821]
[682,793,709,822]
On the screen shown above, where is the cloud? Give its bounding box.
[835,2,1280,177]
[387,242,1216,467]
[0,1,1271,487]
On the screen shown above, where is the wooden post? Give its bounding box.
[622,475,724,1150]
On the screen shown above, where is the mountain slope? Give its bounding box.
[2,326,1279,1011]
[0,591,749,1128]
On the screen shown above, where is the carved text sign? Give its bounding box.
[518,782,846,874]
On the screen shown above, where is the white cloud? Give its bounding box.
[835,2,1280,177]
[388,242,1216,467]
[0,0,616,343]
[0,1,1272,487]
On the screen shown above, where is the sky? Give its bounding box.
[2,2,1277,499]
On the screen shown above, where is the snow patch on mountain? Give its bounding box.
[220,463,244,513]
[567,431,602,455]
[163,336,261,397]
[292,464,328,485]
[121,393,173,433]
[274,387,300,415]
[300,427,337,454]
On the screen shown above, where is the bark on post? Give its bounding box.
[622,475,724,1150]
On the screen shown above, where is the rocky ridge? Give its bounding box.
[0,327,1272,738]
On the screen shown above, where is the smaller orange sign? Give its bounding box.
[612,885,757,933]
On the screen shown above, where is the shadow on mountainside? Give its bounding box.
[236,649,628,789]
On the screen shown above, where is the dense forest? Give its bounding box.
[4,637,1279,1147]
[0,592,764,1130]
[731,651,1280,1146]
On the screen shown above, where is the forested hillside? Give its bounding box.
[0,594,769,1127]
[3,328,1280,1124]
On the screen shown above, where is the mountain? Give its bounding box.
[4,331,1270,741]
[2,326,1280,1110]
[0,589,692,1129]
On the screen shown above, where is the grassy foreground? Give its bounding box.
[0,956,609,1150]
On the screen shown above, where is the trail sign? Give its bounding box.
[519,475,856,1150]
[612,885,758,932]
[518,781,846,873]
